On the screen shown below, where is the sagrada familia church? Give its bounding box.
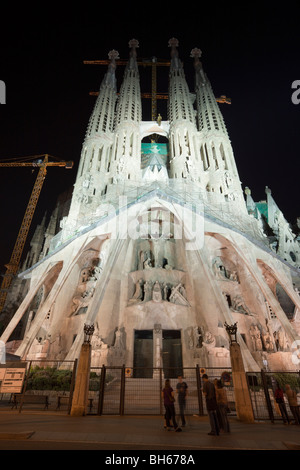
[1,39,300,374]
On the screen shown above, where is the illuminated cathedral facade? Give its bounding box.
[2,38,300,374]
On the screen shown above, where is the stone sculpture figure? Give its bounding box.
[169,283,189,306]
[231,295,251,315]
[131,279,144,301]
[143,257,153,269]
[152,281,162,302]
[249,324,263,351]
[212,257,228,279]
[144,281,153,302]
[113,327,125,350]
[193,326,203,348]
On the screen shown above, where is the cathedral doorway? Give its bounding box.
[133,330,153,377]
[133,329,183,378]
[162,330,183,378]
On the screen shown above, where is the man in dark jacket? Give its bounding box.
[176,376,188,427]
[202,374,220,435]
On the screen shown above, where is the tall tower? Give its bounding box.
[63,49,119,237]
[168,38,200,182]
[110,39,142,183]
[191,47,247,214]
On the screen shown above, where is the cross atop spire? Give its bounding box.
[103,49,119,88]
[191,47,207,86]
[129,39,139,56]
[128,38,139,70]
[168,38,179,58]
[108,49,119,66]
[168,38,180,70]
[190,47,202,63]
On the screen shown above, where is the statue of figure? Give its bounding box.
[143,257,152,269]
[202,331,216,349]
[91,323,104,350]
[71,287,95,315]
[163,283,171,301]
[143,281,153,302]
[231,295,251,315]
[277,328,289,351]
[138,251,146,270]
[249,324,263,351]
[262,319,275,351]
[169,283,189,306]
[262,330,274,351]
[194,326,203,348]
[212,257,228,280]
[179,284,187,299]
[113,327,125,350]
[187,328,194,349]
[152,281,162,302]
[131,279,144,301]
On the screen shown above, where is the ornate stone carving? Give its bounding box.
[230,295,251,315]
[212,257,239,282]
[112,327,125,350]
[71,256,103,316]
[169,283,189,306]
[249,324,263,351]
[152,281,162,302]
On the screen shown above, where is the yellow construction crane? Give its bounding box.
[0,154,73,314]
[84,57,170,121]
[85,59,231,123]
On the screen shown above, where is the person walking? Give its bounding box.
[202,374,220,436]
[161,379,182,432]
[215,379,230,433]
[285,384,300,424]
[176,376,188,427]
[274,384,290,424]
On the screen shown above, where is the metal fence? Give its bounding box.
[87,365,236,417]
[246,370,300,423]
[1,360,299,423]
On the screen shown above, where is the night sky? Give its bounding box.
[0,3,299,274]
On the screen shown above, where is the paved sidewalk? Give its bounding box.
[0,411,299,451]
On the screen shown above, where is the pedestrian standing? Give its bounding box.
[161,379,182,432]
[202,374,220,436]
[274,384,290,424]
[215,379,230,433]
[176,376,188,427]
[285,384,300,424]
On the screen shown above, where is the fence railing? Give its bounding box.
[1,361,299,423]
[246,370,300,423]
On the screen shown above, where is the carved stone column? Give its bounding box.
[225,323,254,423]
[70,324,94,416]
[153,323,162,377]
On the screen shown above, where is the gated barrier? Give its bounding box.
[246,370,300,422]
[87,365,236,416]
[1,360,299,423]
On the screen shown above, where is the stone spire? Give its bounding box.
[191,48,247,213]
[115,39,141,125]
[62,50,120,236]
[167,38,199,181]
[191,47,228,135]
[85,49,119,138]
[111,39,142,182]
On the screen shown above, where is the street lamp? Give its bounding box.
[83,323,95,344]
[224,322,238,345]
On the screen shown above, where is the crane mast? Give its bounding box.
[0,154,73,315]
